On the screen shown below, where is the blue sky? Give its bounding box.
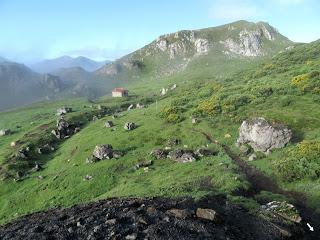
[0,0,319,63]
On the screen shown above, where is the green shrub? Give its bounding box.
[197,96,222,116]
[221,94,252,113]
[291,71,320,93]
[273,140,320,181]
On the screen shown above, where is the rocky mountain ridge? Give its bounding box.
[96,21,292,78]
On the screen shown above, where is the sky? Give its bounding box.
[0,0,319,63]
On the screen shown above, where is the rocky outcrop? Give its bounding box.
[51,118,78,139]
[155,31,210,59]
[221,30,263,57]
[220,23,279,57]
[237,117,292,153]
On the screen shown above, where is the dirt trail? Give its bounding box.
[197,130,320,239]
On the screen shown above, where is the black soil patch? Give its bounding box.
[0,196,305,240]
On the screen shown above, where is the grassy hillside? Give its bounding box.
[0,37,320,228]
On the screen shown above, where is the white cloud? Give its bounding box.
[209,0,261,21]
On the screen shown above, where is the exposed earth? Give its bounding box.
[0,196,307,240]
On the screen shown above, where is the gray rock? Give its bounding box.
[237,117,292,153]
[166,209,193,219]
[56,107,72,116]
[105,121,114,128]
[248,153,257,161]
[0,129,11,136]
[127,104,134,111]
[150,149,168,159]
[136,103,145,109]
[168,149,197,163]
[196,208,223,223]
[134,160,153,170]
[52,118,75,139]
[124,122,136,131]
[92,144,113,160]
[194,148,217,157]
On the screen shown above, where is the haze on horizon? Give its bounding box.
[0,0,319,63]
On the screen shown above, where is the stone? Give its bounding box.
[191,118,197,124]
[52,118,76,139]
[83,175,93,181]
[56,107,72,116]
[127,104,134,111]
[248,153,257,161]
[170,84,177,90]
[166,209,193,219]
[124,122,136,131]
[150,149,168,159]
[134,160,153,170]
[32,163,42,172]
[194,148,218,157]
[10,141,17,147]
[167,149,197,163]
[166,138,180,147]
[160,88,168,96]
[196,208,223,223]
[105,121,114,128]
[0,129,11,136]
[16,148,29,159]
[92,116,99,121]
[125,233,137,240]
[237,117,292,153]
[112,151,124,159]
[136,103,145,109]
[261,201,302,223]
[93,144,113,160]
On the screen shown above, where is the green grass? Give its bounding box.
[1,39,320,225]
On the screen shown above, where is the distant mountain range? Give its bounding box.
[29,56,111,73]
[0,21,296,111]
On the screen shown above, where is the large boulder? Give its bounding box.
[93,144,113,160]
[51,118,76,139]
[0,129,11,136]
[237,117,292,153]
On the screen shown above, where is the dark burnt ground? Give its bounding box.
[0,196,304,240]
[199,131,320,240]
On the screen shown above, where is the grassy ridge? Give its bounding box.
[1,40,320,224]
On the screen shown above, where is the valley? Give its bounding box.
[1,20,320,239]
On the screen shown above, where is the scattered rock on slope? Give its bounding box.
[0,129,11,136]
[124,122,136,131]
[105,121,114,128]
[56,107,72,116]
[51,118,78,139]
[237,117,292,153]
[92,144,113,160]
